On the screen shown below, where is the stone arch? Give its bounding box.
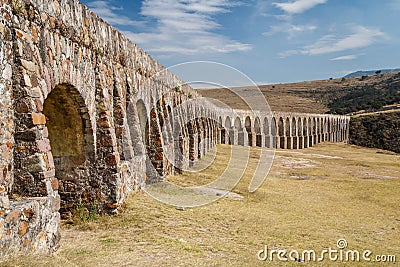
[291,117,297,149]
[225,116,232,145]
[308,117,313,147]
[271,117,277,148]
[278,117,284,136]
[136,99,149,148]
[235,117,244,145]
[234,117,242,129]
[264,117,271,148]
[245,116,252,146]
[264,117,270,135]
[254,117,262,147]
[225,116,231,128]
[43,84,95,215]
[278,117,285,149]
[297,117,303,149]
[285,117,291,136]
[147,102,166,179]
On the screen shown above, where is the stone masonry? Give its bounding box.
[0,0,350,254]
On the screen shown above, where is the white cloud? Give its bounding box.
[303,26,384,55]
[86,1,143,27]
[133,0,251,54]
[264,23,317,38]
[273,0,327,14]
[279,26,385,57]
[88,0,251,55]
[330,55,358,61]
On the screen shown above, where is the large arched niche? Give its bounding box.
[43,83,95,215]
[136,99,149,149]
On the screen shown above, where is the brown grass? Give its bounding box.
[198,72,400,113]
[1,143,399,266]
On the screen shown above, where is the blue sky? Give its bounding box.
[80,0,400,85]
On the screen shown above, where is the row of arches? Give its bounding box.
[220,114,349,149]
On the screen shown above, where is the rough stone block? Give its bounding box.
[18,221,29,237]
[51,178,59,191]
[0,196,10,209]
[21,59,37,72]
[105,154,119,166]
[31,113,46,125]
[36,139,51,153]
[5,210,21,224]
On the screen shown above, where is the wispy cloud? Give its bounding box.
[303,26,384,55]
[86,1,143,26]
[330,54,358,61]
[279,26,385,57]
[88,0,252,55]
[264,23,317,38]
[273,0,327,14]
[134,0,251,55]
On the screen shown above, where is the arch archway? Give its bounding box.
[225,117,232,145]
[235,117,244,145]
[254,117,262,147]
[43,84,95,215]
[278,117,285,149]
[264,117,270,148]
[245,116,252,146]
[136,100,149,148]
[271,117,277,148]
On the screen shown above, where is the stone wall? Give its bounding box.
[0,0,350,254]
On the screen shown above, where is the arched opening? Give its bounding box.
[278,117,284,136]
[225,117,232,145]
[308,118,313,147]
[225,117,231,128]
[219,117,225,144]
[271,117,277,148]
[245,116,252,146]
[264,117,270,148]
[235,117,244,145]
[291,117,297,149]
[278,117,284,149]
[43,84,95,216]
[136,100,148,148]
[234,117,242,129]
[297,118,303,149]
[254,117,262,147]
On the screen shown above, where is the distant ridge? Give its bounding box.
[344,68,400,78]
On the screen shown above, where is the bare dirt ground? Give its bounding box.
[2,143,399,266]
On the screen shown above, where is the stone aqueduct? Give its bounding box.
[0,0,349,253]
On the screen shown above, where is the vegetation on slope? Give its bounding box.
[349,111,400,153]
[327,73,400,114]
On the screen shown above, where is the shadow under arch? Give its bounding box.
[43,83,95,216]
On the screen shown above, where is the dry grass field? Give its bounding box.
[1,143,399,266]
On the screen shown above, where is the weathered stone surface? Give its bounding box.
[18,221,29,237]
[51,178,59,191]
[5,210,21,224]
[0,0,350,256]
[31,113,46,125]
[35,139,51,153]
[21,59,37,72]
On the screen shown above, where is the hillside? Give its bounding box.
[199,71,400,115]
[344,68,400,78]
[349,111,400,153]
